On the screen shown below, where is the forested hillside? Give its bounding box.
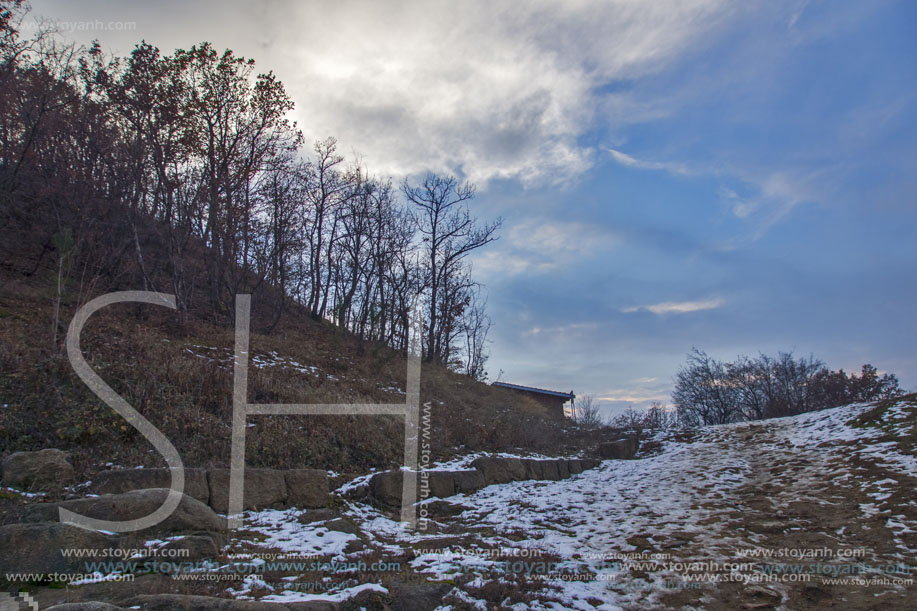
[0,0,600,479]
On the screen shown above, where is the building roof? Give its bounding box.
[492,381,575,399]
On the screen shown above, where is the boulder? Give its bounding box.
[1,449,75,489]
[369,470,442,507]
[0,522,119,575]
[124,594,338,610]
[556,459,570,479]
[450,470,485,494]
[369,471,403,507]
[597,438,639,460]
[390,581,452,611]
[469,457,526,485]
[154,533,226,561]
[284,469,329,508]
[324,518,361,536]
[92,468,209,504]
[580,458,600,470]
[349,589,392,610]
[296,508,338,524]
[418,499,470,517]
[420,471,454,500]
[22,489,224,533]
[521,459,542,479]
[521,459,563,481]
[567,460,583,475]
[540,460,560,481]
[208,468,287,513]
[46,604,126,610]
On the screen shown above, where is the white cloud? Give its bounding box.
[621,298,725,315]
[605,147,693,176]
[30,0,735,186]
[596,390,670,403]
[474,218,620,276]
[606,144,821,246]
[262,0,732,186]
[522,323,598,338]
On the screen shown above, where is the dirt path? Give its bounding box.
[648,407,917,609]
[365,400,917,609]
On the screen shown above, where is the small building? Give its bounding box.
[492,381,575,420]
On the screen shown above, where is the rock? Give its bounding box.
[469,457,526,485]
[208,468,287,513]
[521,459,543,479]
[541,460,560,481]
[155,533,226,561]
[0,522,119,575]
[125,594,339,610]
[369,470,455,507]
[325,518,361,536]
[420,471,454,500]
[343,539,366,554]
[747,585,781,600]
[369,471,403,507]
[597,438,639,460]
[22,489,224,533]
[340,482,370,501]
[45,604,125,610]
[580,458,600,470]
[91,468,209,504]
[567,460,583,475]
[521,459,560,481]
[347,588,391,610]
[1,449,75,489]
[556,460,570,479]
[450,470,485,494]
[285,469,329,508]
[419,500,470,517]
[389,581,452,611]
[297,508,338,524]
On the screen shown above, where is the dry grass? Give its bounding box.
[0,272,609,483]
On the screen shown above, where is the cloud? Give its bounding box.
[607,145,820,246]
[29,0,736,186]
[605,147,693,176]
[621,298,725,315]
[261,0,733,186]
[595,390,670,403]
[522,323,598,338]
[474,218,620,276]
[713,169,825,249]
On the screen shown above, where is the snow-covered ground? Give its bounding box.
[227,399,917,609]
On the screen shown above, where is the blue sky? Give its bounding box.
[30,0,917,417]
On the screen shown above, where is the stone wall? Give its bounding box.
[369,456,604,508]
[90,467,330,512]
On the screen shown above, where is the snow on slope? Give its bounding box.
[230,398,917,609]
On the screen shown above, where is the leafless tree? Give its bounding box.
[402,173,501,363]
[574,394,604,428]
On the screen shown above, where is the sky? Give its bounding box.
[27,0,917,418]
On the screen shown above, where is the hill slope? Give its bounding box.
[0,276,601,483]
[334,396,915,608]
[8,396,915,609]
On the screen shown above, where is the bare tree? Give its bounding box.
[672,349,741,426]
[672,349,901,426]
[574,394,604,428]
[461,286,491,381]
[402,173,501,363]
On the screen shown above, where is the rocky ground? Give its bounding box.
[2,396,915,610]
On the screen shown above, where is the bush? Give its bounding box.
[673,348,902,427]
